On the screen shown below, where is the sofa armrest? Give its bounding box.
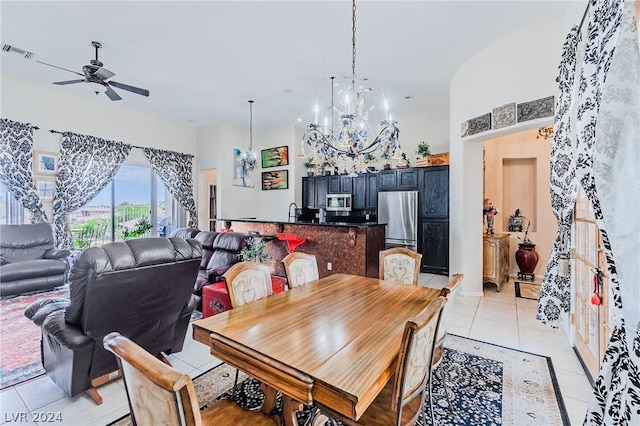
[42,310,93,349]
[208,265,232,282]
[25,297,70,326]
[43,249,71,260]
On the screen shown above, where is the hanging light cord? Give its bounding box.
[352,0,357,79]
[249,100,254,151]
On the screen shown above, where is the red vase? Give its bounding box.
[516,244,539,280]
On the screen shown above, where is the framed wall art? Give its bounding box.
[233,148,255,188]
[34,151,59,175]
[261,170,288,190]
[35,177,56,200]
[261,146,289,168]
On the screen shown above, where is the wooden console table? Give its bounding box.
[483,233,510,292]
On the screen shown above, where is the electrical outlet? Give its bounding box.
[327,262,332,270]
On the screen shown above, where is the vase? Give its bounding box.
[515,244,539,281]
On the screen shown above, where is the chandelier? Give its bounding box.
[239,100,257,171]
[298,0,402,174]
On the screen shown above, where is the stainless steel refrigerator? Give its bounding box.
[378,191,418,252]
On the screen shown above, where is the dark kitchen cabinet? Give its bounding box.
[302,177,315,208]
[315,177,328,208]
[366,173,378,210]
[419,219,449,274]
[328,175,353,194]
[417,165,449,274]
[377,169,418,191]
[418,166,449,218]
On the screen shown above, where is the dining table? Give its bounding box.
[191,273,441,426]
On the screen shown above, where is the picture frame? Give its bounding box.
[261,146,289,168]
[261,170,288,190]
[34,151,59,175]
[34,177,56,200]
[233,148,255,188]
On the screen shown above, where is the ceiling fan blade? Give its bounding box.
[108,81,149,97]
[53,79,85,85]
[35,60,84,76]
[95,67,115,80]
[105,86,122,101]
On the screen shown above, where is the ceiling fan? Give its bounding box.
[37,41,149,101]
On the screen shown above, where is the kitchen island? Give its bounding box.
[215,218,385,278]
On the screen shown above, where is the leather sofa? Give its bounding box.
[24,237,202,404]
[0,223,70,297]
[170,228,249,300]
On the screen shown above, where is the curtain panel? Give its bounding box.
[143,147,198,228]
[537,27,580,328]
[0,118,48,223]
[52,132,131,249]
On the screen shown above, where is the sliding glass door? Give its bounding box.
[69,164,186,247]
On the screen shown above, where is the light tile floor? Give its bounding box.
[1,274,592,425]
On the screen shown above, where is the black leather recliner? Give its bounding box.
[0,223,70,297]
[24,237,202,404]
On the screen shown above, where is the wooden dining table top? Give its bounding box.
[192,273,441,421]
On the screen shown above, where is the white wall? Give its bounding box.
[449,15,577,296]
[1,74,197,220]
[196,122,298,224]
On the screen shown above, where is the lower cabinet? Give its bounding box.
[419,219,449,274]
[483,233,510,291]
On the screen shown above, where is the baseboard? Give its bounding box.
[572,346,596,387]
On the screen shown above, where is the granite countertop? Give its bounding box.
[216,218,385,228]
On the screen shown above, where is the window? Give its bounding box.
[69,164,187,248]
[0,183,25,225]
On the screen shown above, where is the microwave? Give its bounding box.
[326,194,352,211]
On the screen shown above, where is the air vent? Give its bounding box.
[2,44,34,59]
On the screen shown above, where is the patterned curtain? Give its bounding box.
[53,132,131,249]
[580,0,640,423]
[537,28,580,328]
[143,147,198,228]
[0,118,48,223]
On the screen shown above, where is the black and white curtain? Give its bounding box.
[52,132,131,249]
[143,147,198,228]
[539,0,639,423]
[0,118,48,223]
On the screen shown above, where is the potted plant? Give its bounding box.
[416,141,431,158]
[303,159,315,176]
[239,237,270,263]
[322,160,334,176]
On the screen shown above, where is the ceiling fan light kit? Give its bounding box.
[20,40,150,101]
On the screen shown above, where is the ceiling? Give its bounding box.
[1,1,583,131]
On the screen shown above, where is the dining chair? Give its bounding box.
[282,252,319,289]
[222,261,273,308]
[312,296,447,426]
[103,332,277,426]
[379,247,423,285]
[430,273,464,413]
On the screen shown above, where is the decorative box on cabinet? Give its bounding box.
[483,233,510,291]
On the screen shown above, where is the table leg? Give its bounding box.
[282,396,304,426]
[259,382,278,415]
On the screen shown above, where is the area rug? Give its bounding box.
[0,286,69,390]
[110,334,569,426]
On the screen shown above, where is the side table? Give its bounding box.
[483,233,510,292]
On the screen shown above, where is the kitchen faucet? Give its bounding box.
[288,202,298,223]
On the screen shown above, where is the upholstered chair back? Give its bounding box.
[379,247,422,285]
[393,296,447,421]
[433,273,464,367]
[0,222,57,262]
[223,262,272,308]
[282,252,319,289]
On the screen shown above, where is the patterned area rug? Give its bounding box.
[0,286,70,390]
[110,335,569,426]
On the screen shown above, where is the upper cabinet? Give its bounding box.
[328,176,353,194]
[352,174,378,210]
[378,169,418,191]
[418,166,449,218]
